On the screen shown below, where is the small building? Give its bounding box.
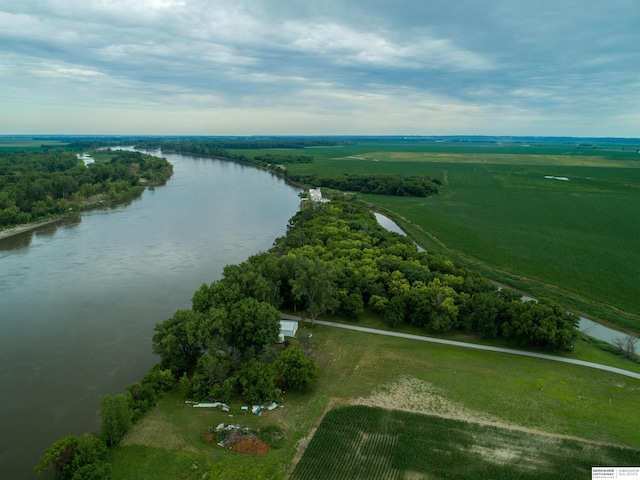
[308,188,330,203]
[279,320,299,343]
[309,188,323,202]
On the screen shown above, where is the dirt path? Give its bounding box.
[281,313,640,380]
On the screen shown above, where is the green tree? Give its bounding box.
[238,360,279,405]
[189,353,232,401]
[34,435,77,479]
[192,280,243,313]
[35,434,108,480]
[290,256,339,325]
[275,346,318,392]
[140,364,175,392]
[99,394,132,446]
[226,298,281,359]
[338,291,365,320]
[152,309,221,374]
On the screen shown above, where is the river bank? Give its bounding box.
[0,185,150,241]
[0,150,302,479]
[0,218,65,240]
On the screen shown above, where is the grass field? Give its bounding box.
[0,139,69,151]
[109,323,640,479]
[260,143,640,329]
[291,405,640,480]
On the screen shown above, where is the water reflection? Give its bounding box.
[0,218,81,251]
[373,212,426,252]
[0,150,302,479]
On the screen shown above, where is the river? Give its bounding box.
[0,150,301,479]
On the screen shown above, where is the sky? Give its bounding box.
[1,0,639,137]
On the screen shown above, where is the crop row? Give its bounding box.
[291,406,640,480]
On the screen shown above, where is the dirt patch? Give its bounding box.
[470,445,519,464]
[232,434,269,456]
[352,375,499,424]
[353,375,628,448]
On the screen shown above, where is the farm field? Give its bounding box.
[272,143,640,329]
[109,323,640,479]
[0,138,69,151]
[291,405,640,480]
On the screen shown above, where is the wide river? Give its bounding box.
[0,150,302,479]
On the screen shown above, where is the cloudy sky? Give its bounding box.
[1,0,639,136]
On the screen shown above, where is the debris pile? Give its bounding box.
[251,401,283,415]
[202,424,269,455]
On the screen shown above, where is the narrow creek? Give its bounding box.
[373,212,635,346]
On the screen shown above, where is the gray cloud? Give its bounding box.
[0,0,638,135]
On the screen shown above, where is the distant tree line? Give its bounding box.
[253,154,313,164]
[130,139,442,198]
[135,138,348,150]
[0,150,173,228]
[288,173,441,197]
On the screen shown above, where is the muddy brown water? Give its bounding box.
[0,149,301,479]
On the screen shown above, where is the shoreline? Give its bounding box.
[0,218,64,241]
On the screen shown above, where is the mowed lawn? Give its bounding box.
[109,325,640,479]
[283,145,640,323]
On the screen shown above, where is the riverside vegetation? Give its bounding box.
[0,149,173,229]
[131,136,640,331]
[30,137,639,479]
[35,195,639,479]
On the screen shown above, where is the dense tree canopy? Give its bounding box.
[34,434,109,480]
[271,197,577,349]
[288,173,441,197]
[275,346,318,392]
[0,149,172,228]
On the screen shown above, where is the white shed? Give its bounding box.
[279,320,299,342]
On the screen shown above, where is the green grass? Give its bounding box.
[264,144,640,329]
[291,405,640,480]
[107,141,640,478]
[0,139,69,151]
[109,322,640,479]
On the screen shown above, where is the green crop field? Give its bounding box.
[0,139,69,151]
[109,323,640,479]
[267,143,640,329]
[291,405,640,480]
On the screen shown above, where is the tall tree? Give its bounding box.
[238,360,279,405]
[152,309,223,374]
[99,394,132,446]
[34,434,109,480]
[289,255,339,325]
[275,346,318,392]
[226,298,281,359]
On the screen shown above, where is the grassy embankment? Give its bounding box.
[109,319,640,479]
[259,143,640,333]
